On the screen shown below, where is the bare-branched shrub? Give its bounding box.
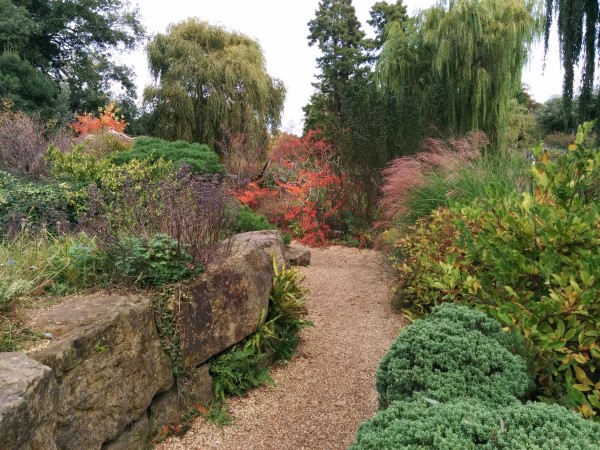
[379,131,488,223]
[218,125,266,189]
[81,165,236,270]
[0,106,73,176]
[0,109,48,176]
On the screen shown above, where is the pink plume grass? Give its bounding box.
[380,131,489,222]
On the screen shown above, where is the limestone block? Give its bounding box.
[229,230,288,268]
[287,245,311,266]
[29,295,173,450]
[0,352,57,450]
[178,238,273,367]
[148,389,183,431]
[101,413,149,450]
[177,363,213,408]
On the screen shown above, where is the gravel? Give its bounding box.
[156,245,405,450]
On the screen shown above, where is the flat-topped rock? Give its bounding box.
[229,230,289,268]
[0,353,57,450]
[28,295,172,450]
[287,245,311,266]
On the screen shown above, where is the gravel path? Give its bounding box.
[157,245,405,450]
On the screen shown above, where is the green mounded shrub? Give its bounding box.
[111,137,224,176]
[0,170,77,238]
[234,205,276,233]
[376,305,530,408]
[350,399,600,450]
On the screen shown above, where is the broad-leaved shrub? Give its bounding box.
[113,234,197,286]
[0,170,76,238]
[384,207,463,316]
[388,124,600,417]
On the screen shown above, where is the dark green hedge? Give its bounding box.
[111,137,224,176]
[376,304,530,407]
[350,399,600,450]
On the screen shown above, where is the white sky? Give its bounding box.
[129,0,564,134]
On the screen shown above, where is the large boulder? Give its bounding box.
[229,230,288,268]
[177,236,274,368]
[28,295,173,450]
[0,353,57,450]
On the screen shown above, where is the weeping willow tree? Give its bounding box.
[144,19,285,152]
[377,0,542,150]
[544,0,599,127]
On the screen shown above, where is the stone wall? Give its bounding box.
[0,231,306,450]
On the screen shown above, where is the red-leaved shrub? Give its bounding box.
[235,130,350,246]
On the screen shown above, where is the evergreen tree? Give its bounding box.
[0,0,145,116]
[304,1,411,224]
[306,0,367,122]
[367,0,409,53]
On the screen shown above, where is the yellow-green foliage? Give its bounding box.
[46,146,173,216]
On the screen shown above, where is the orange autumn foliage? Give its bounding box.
[70,102,127,136]
[235,131,349,246]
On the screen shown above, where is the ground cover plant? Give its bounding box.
[384,123,600,418]
[351,399,600,450]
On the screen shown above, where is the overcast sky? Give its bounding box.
[130,0,564,133]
